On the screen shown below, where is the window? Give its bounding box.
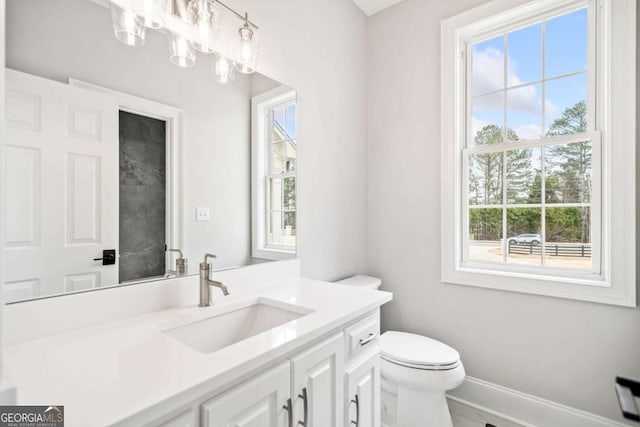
[467,7,597,272]
[441,0,636,306]
[252,87,297,260]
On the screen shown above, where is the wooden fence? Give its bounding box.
[508,242,592,257]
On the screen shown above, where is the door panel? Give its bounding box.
[66,153,101,244]
[346,351,380,427]
[4,145,40,246]
[291,333,344,427]
[3,69,118,301]
[201,362,290,427]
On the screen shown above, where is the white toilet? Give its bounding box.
[336,275,465,427]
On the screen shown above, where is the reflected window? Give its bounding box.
[252,87,297,260]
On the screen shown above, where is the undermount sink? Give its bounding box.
[164,298,313,354]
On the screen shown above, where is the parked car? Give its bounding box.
[508,234,541,245]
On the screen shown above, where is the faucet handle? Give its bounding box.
[204,253,217,266]
[168,248,184,258]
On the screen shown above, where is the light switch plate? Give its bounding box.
[196,207,210,221]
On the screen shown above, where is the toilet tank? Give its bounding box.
[335,275,382,290]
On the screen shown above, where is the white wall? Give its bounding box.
[367,0,640,423]
[6,0,282,271]
[232,0,369,279]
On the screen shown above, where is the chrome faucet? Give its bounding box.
[199,254,230,307]
[167,248,187,276]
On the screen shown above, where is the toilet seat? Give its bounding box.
[380,331,461,371]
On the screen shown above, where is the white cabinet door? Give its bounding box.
[345,351,380,427]
[291,333,344,427]
[201,361,291,427]
[4,69,119,300]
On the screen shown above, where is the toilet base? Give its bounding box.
[398,386,453,427]
[382,378,454,427]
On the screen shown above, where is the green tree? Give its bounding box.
[283,177,296,230]
[546,100,591,242]
[469,125,532,205]
[469,208,502,240]
[468,125,535,240]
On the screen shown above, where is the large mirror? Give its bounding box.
[3,0,297,303]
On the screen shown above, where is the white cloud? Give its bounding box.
[471,117,542,141]
[472,47,505,95]
[472,117,488,138]
[545,98,559,121]
[473,47,558,118]
[514,124,542,140]
[473,46,561,138]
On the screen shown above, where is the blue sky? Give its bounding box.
[471,8,587,142]
[274,104,297,140]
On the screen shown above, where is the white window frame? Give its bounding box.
[441,0,636,306]
[251,86,297,260]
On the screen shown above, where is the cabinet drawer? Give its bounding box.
[345,312,380,361]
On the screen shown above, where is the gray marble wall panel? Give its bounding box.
[119,111,166,283]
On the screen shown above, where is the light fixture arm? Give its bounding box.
[213,1,259,29]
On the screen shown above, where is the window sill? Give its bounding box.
[253,247,296,261]
[443,266,635,307]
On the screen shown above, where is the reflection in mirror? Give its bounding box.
[3,0,297,303]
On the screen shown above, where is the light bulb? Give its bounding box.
[110,2,145,47]
[188,0,218,53]
[214,53,235,85]
[234,22,258,74]
[194,18,212,51]
[135,0,166,29]
[241,42,252,61]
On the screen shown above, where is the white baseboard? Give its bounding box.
[447,376,627,427]
[0,381,16,405]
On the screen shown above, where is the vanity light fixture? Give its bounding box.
[109,0,260,80]
[214,52,236,84]
[134,0,167,29]
[234,15,258,74]
[110,1,146,46]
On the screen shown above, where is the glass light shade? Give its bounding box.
[188,0,219,53]
[169,33,196,68]
[133,0,167,29]
[214,53,236,85]
[110,2,146,47]
[234,25,258,74]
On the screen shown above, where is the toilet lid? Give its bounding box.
[380,331,460,368]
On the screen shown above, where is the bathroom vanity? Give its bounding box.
[3,260,392,426]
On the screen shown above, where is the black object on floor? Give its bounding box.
[616,376,640,422]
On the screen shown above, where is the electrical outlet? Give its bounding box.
[196,207,210,221]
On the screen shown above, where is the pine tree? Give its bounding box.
[545,101,591,242]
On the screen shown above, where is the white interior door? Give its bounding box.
[3,68,118,301]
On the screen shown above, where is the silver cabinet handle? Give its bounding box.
[283,397,293,427]
[350,394,360,426]
[359,332,378,346]
[297,387,308,426]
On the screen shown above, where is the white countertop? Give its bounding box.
[4,272,391,426]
